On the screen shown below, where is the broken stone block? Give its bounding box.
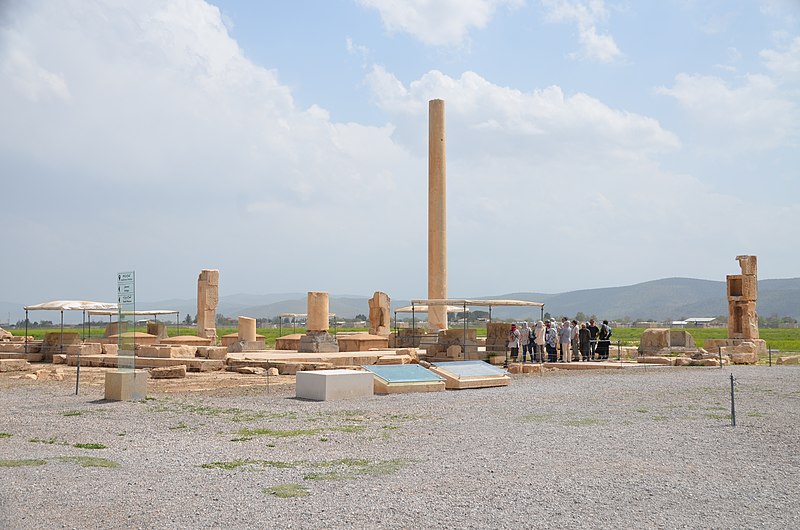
[52,354,67,365]
[674,357,692,366]
[637,356,675,366]
[196,346,228,360]
[149,365,187,379]
[267,367,279,376]
[102,344,119,355]
[777,355,800,365]
[65,343,102,355]
[35,368,64,381]
[446,345,462,358]
[236,366,266,375]
[0,359,30,372]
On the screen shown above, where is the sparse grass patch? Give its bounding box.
[169,422,188,430]
[704,413,732,420]
[63,410,82,417]
[564,418,606,427]
[635,408,649,414]
[151,402,296,423]
[0,459,47,467]
[29,436,66,446]
[73,443,106,450]
[200,459,301,470]
[237,427,322,438]
[230,436,253,442]
[264,484,310,498]
[747,411,766,417]
[652,415,669,422]
[520,413,552,423]
[0,433,12,438]
[58,456,119,468]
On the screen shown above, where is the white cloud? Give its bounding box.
[0,0,423,301]
[656,72,798,153]
[760,36,800,81]
[541,0,621,62]
[356,0,523,46]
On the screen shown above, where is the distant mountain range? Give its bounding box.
[2,277,798,325]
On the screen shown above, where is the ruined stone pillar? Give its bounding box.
[428,99,447,332]
[307,292,330,332]
[368,291,391,336]
[299,291,338,353]
[196,269,219,343]
[238,316,256,342]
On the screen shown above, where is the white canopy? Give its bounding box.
[88,309,178,316]
[24,300,118,311]
[395,305,466,313]
[410,299,545,308]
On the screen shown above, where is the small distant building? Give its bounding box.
[671,320,688,328]
[684,317,719,328]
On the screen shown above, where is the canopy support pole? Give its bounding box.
[463,302,467,357]
[24,310,28,354]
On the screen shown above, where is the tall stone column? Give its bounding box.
[428,99,448,332]
[196,269,219,343]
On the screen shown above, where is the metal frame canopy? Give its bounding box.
[88,309,182,336]
[404,298,546,347]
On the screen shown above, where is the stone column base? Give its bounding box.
[104,370,148,401]
[298,331,339,353]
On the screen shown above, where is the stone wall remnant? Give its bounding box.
[368,291,391,336]
[196,269,219,344]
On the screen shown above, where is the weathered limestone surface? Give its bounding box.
[704,338,767,355]
[486,323,512,355]
[307,292,329,332]
[196,269,219,343]
[196,346,228,360]
[777,355,800,365]
[238,317,257,342]
[137,345,197,359]
[104,370,148,401]
[149,365,187,379]
[109,332,158,346]
[104,321,128,337]
[35,368,64,381]
[65,343,102,355]
[0,327,12,340]
[146,321,169,341]
[428,99,447,332]
[160,335,211,346]
[639,328,698,355]
[337,334,389,353]
[727,255,760,340]
[368,292,392,336]
[275,334,302,350]
[0,359,30,372]
[298,331,339,353]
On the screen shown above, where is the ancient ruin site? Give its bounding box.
[2,99,799,529]
[3,4,800,527]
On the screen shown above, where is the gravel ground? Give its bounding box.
[0,365,798,529]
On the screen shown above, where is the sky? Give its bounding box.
[0,0,798,308]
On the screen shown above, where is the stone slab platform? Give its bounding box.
[67,354,223,372]
[226,350,397,367]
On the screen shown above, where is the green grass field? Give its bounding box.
[10,325,799,353]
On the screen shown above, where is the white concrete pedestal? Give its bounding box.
[104,370,148,401]
[296,369,373,401]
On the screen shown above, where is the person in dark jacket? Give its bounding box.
[579,323,591,361]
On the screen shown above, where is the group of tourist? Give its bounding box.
[507,318,613,363]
